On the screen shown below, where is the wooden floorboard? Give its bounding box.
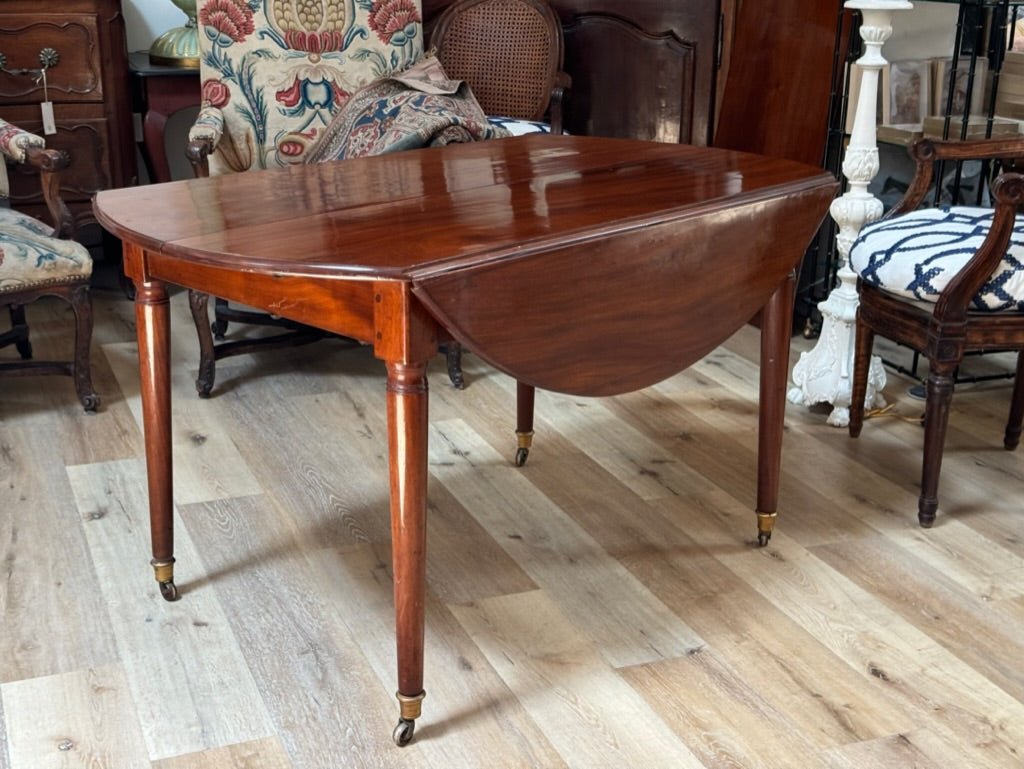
[1,287,1022,768]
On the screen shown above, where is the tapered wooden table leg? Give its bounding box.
[515,380,535,467]
[756,273,796,546]
[386,361,428,746]
[134,276,178,600]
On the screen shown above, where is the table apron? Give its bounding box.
[138,249,381,344]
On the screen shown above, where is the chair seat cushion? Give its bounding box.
[850,205,1024,311]
[0,207,92,293]
[486,116,553,135]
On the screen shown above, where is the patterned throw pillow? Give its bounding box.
[850,206,1024,311]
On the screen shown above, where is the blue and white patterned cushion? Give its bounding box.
[850,206,1024,311]
[486,116,553,136]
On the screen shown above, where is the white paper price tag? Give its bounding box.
[40,101,56,135]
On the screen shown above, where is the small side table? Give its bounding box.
[128,51,200,184]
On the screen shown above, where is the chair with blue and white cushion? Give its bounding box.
[0,119,98,412]
[849,137,1024,527]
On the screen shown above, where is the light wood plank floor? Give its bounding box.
[2,285,1023,769]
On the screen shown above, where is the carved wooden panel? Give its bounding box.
[0,0,136,243]
[563,16,696,143]
[0,16,102,102]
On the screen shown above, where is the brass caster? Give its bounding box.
[394,689,424,745]
[152,558,178,601]
[755,511,777,548]
[515,447,529,467]
[514,430,534,467]
[393,717,415,746]
[159,580,180,601]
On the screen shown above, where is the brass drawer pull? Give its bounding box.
[0,47,60,75]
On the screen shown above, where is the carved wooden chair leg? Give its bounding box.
[444,341,465,389]
[8,305,32,359]
[1003,352,1024,450]
[515,380,536,466]
[69,283,99,412]
[212,296,230,339]
[188,289,217,398]
[919,364,957,528]
[849,319,875,439]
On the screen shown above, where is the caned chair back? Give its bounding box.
[429,0,564,125]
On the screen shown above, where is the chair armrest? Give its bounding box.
[0,118,45,162]
[0,119,75,238]
[890,136,1024,216]
[186,105,226,178]
[934,171,1024,322]
[26,146,75,240]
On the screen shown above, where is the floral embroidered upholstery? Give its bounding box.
[850,205,1024,311]
[190,0,423,175]
[0,118,45,163]
[0,207,92,293]
[0,122,92,292]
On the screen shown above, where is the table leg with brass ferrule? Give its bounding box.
[132,267,178,600]
[514,381,535,467]
[756,273,796,546]
[386,360,429,746]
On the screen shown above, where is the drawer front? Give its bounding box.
[0,14,102,103]
[5,107,111,207]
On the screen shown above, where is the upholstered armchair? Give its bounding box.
[184,0,424,396]
[0,119,98,411]
[849,137,1024,527]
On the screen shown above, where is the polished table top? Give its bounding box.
[97,135,836,396]
[94,135,837,745]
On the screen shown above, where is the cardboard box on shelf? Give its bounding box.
[877,123,925,146]
[921,114,1021,139]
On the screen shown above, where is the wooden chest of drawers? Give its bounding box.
[0,0,136,243]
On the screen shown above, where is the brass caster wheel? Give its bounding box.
[159,580,180,601]
[515,447,529,467]
[152,559,178,601]
[393,718,415,747]
[755,512,776,548]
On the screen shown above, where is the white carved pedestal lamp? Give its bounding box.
[788,0,912,426]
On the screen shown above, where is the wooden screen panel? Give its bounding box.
[714,0,843,165]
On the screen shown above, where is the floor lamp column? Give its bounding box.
[788,0,912,427]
